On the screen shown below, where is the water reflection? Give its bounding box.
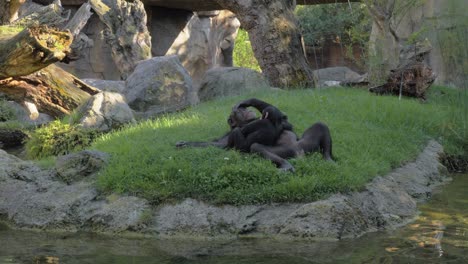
[0,174,466,264]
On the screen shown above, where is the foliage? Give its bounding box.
[428,0,468,88]
[26,120,97,159]
[0,25,23,35]
[91,86,466,205]
[233,29,261,72]
[296,3,371,47]
[0,98,15,122]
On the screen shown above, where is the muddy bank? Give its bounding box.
[0,140,449,239]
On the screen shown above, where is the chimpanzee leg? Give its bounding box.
[298,122,333,161]
[250,143,296,172]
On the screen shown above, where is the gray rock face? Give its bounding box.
[5,101,53,126]
[125,56,195,118]
[312,67,366,87]
[140,8,240,86]
[0,150,149,232]
[152,140,447,239]
[58,13,121,80]
[198,67,270,102]
[55,150,109,184]
[81,79,126,93]
[0,141,449,239]
[78,92,136,132]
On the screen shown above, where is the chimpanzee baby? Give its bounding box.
[227,105,284,152]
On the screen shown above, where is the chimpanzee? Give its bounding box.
[175,98,333,172]
[227,105,285,152]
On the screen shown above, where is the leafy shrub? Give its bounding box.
[0,99,16,122]
[233,29,261,72]
[296,3,370,47]
[26,120,97,159]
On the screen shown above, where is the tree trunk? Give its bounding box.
[89,0,152,79]
[367,0,400,84]
[0,64,99,117]
[214,0,314,88]
[0,25,73,78]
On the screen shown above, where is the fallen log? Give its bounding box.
[0,64,99,117]
[0,25,73,79]
[369,61,435,100]
[11,0,68,27]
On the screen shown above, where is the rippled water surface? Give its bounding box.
[0,174,467,264]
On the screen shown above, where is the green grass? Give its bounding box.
[91,86,467,205]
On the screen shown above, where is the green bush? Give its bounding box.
[26,120,97,159]
[0,99,16,122]
[296,3,370,47]
[233,29,261,72]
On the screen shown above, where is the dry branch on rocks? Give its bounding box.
[0,25,73,79]
[0,64,99,117]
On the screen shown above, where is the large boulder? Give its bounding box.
[198,67,270,102]
[0,149,149,232]
[81,79,126,93]
[4,101,53,126]
[312,67,366,87]
[125,56,196,118]
[78,92,136,132]
[55,150,109,184]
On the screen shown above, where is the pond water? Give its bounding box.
[0,174,467,264]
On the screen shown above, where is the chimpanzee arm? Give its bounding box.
[239,119,268,135]
[234,99,293,131]
[234,98,272,112]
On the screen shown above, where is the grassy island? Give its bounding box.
[90,86,466,205]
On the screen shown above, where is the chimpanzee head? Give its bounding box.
[227,107,257,129]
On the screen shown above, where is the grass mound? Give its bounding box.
[92,86,467,205]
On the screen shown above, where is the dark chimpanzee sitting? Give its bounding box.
[176,98,333,172]
[227,105,285,152]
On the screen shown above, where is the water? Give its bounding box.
[0,174,467,264]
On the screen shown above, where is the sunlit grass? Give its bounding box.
[91,86,467,205]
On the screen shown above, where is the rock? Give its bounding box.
[5,101,53,126]
[0,150,43,183]
[0,140,449,238]
[81,79,126,93]
[312,67,366,87]
[198,67,270,102]
[55,150,109,184]
[279,195,367,239]
[58,14,121,80]
[78,92,136,132]
[149,8,239,85]
[323,81,341,87]
[125,56,195,118]
[151,140,447,239]
[0,128,28,149]
[0,149,149,232]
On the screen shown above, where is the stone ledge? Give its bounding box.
[0,140,449,240]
